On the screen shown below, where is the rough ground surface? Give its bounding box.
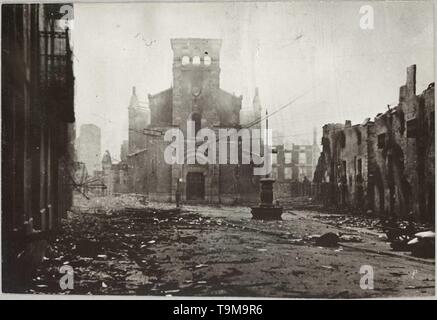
[26,203,435,298]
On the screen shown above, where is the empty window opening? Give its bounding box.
[298,151,306,164]
[192,113,201,135]
[192,56,200,65]
[377,133,386,149]
[342,160,347,176]
[339,132,346,148]
[181,56,190,65]
[204,55,211,66]
[284,152,292,164]
[407,118,417,138]
[356,130,362,145]
[271,152,278,165]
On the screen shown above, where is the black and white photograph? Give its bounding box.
[1,0,435,300]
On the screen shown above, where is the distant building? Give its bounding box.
[77,124,101,175]
[128,86,150,154]
[120,140,128,161]
[271,128,320,182]
[271,129,320,198]
[100,150,128,195]
[240,88,262,127]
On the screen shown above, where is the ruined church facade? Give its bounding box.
[127,38,261,204]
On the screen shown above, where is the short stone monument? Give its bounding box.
[251,177,283,220]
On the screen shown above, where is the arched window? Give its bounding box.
[192,56,200,65]
[181,56,190,65]
[204,55,211,66]
[192,113,201,135]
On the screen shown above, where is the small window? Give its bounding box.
[357,158,362,176]
[407,118,417,138]
[192,56,200,65]
[284,152,292,164]
[306,151,312,165]
[342,160,347,176]
[204,55,211,66]
[339,131,346,148]
[399,110,405,135]
[298,151,306,164]
[271,153,278,165]
[181,56,190,65]
[151,159,156,174]
[192,113,201,134]
[356,130,362,145]
[284,167,292,180]
[377,133,386,149]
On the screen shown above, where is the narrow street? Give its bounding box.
[27,201,435,298]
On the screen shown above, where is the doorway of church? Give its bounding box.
[186,172,205,200]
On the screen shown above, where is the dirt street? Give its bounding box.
[27,204,434,298]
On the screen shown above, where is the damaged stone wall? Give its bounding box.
[315,65,434,222]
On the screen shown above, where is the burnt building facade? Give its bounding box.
[1,4,75,291]
[128,38,261,204]
[270,129,320,199]
[314,65,434,222]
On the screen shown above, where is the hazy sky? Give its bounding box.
[73,1,434,160]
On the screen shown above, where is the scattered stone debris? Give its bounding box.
[313,213,433,258]
[380,219,432,254]
[338,234,363,243]
[26,205,220,295]
[378,234,389,241]
[23,200,435,297]
[408,231,435,259]
[315,232,339,247]
[313,214,382,230]
[73,194,148,213]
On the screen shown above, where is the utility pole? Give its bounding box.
[265,109,269,178]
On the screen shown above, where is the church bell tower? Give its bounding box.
[170,38,222,127]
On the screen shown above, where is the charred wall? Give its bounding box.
[1,3,75,291]
[314,65,434,222]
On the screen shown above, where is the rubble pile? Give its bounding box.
[308,232,363,248]
[27,208,223,295]
[72,194,148,213]
[313,214,382,231]
[407,231,435,259]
